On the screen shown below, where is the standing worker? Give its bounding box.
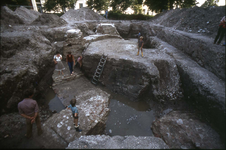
[137,36,144,57]
[66,52,75,76]
[104,10,108,19]
[214,16,226,45]
[18,89,43,138]
[53,52,65,76]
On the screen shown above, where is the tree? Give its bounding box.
[130,0,143,14]
[110,0,134,12]
[144,0,168,13]
[1,0,30,6]
[144,0,197,13]
[201,0,217,7]
[87,0,110,11]
[181,0,196,8]
[44,0,77,13]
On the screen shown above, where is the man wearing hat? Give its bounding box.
[137,36,144,57]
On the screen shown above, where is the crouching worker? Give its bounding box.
[67,98,82,132]
[18,89,43,138]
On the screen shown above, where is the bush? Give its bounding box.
[45,13,64,17]
[105,11,153,20]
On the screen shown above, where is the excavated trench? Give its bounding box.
[42,37,176,137]
[1,5,225,148]
[44,33,221,140]
[20,22,222,149]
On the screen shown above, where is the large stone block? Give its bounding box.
[152,111,225,149]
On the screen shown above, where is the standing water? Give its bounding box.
[97,85,155,136]
[44,88,65,113]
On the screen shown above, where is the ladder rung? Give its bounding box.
[97,66,102,69]
[91,80,97,85]
[93,77,98,81]
[94,74,100,78]
[98,64,103,67]
[95,73,101,76]
[97,68,102,71]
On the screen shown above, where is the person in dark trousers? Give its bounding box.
[137,36,144,57]
[66,52,75,75]
[67,98,82,132]
[214,16,226,45]
[18,89,43,138]
[104,10,108,19]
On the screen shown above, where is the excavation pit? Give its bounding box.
[0,5,225,149]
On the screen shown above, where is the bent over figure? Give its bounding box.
[67,98,82,132]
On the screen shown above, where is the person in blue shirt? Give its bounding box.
[104,10,108,19]
[67,98,82,132]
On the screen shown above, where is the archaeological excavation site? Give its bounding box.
[0,5,225,149]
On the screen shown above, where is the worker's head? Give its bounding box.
[23,89,34,98]
[70,98,77,107]
[68,52,71,55]
[140,36,143,39]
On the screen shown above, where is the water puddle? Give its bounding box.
[105,99,155,136]
[44,88,65,113]
[97,85,155,136]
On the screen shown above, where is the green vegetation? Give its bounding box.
[43,0,77,13]
[106,11,153,20]
[86,0,110,11]
[201,0,218,7]
[86,0,198,14]
[1,0,30,11]
[144,0,197,13]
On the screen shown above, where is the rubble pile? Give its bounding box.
[61,7,106,23]
[15,6,41,24]
[31,13,67,27]
[0,6,24,30]
[151,6,225,38]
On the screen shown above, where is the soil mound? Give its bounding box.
[61,7,106,23]
[15,6,41,24]
[31,13,67,27]
[1,6,24,26]
[151,6,225,38]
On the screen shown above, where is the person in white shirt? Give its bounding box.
[53,52,65,75]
